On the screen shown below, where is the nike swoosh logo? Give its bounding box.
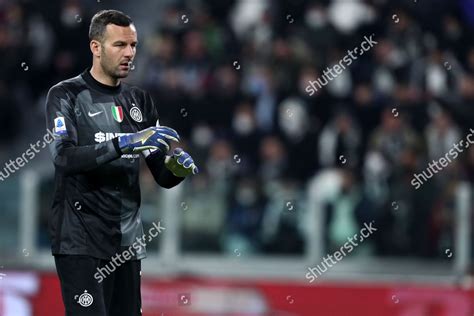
[88,111,103,117]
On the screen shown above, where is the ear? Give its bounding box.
[90,40,101,58]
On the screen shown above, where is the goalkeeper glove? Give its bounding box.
[118,126,179,154]
[165,148,199,177]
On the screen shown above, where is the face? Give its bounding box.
[97,23,137,79]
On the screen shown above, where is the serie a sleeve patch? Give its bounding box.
[54,116,68,135]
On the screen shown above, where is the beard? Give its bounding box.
[100,49,130,80]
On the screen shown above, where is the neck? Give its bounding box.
[90,64,120,86]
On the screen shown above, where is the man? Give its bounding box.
[45,10,198,316]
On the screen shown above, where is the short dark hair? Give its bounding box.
[89,10,133,42]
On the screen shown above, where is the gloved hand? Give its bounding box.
[165,148,199,177]
[118,126,179,154]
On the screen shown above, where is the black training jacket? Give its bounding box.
[45,68,183,260]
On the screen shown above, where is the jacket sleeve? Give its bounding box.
[142,91,184,188]
[45,85,122,175]
[145,151,185,189]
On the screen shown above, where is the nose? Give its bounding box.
[124,44,135,58]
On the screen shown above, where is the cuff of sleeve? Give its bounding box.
[146,149,167,162]
[161,167,186,186]
[112,137,122,155]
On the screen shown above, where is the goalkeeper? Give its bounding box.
[45,9,197,316]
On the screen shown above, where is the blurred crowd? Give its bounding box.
[2,0,474,260]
